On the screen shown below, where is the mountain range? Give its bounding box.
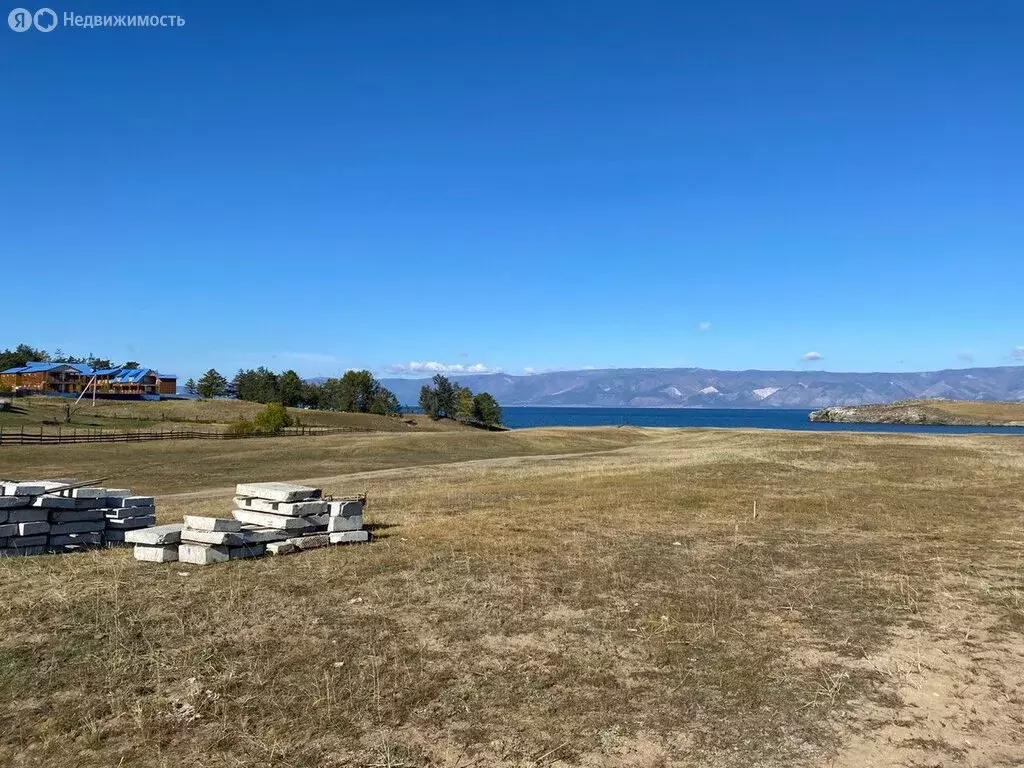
[379,366,1024,409]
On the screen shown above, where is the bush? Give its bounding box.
[227,419,256,436]
[253,402,293,435]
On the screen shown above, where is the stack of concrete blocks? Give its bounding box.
[0,480,160,555]
[175,513,290,565]
[232,482,369,556]
[128,523,184,563]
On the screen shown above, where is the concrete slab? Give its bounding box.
[228,544,266,559]
[266,540,297,555]
[232,497,329,516]
[0,496,30,509]
[71,487,108,499]
[32,495,77,509]
[49,533,103,547]
[18,521,49,536]
[327,515,363,533]
[118,496,156,508]
[7,508,49,524]
[183,515,241,532]
[329,530,371,545]
[3,483,47,496]
[328,500,364,518]
[181,530,243,547]
[49,521,107,535]
[178,543,230,565]
[134,544,178,563]
[289,534,330,550]
[0,523,19,538]
[125,524,182,546]
[240,527,291,544]
[104,506,155,519]
[231,509,309,530]
[234,482,321,503]
[104,529,127,542]
[105,516,156,529]
[49,509,105,523]
[8,535,48,548]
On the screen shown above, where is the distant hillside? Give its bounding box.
[810,399,1024,426]
[380,366,1024,408]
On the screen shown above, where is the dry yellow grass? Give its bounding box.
[1,427,1023,767]
[0,396,467,432]
[815,398,1024,426]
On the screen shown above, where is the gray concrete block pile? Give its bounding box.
[0,479,158,556]
[130,482,369,565]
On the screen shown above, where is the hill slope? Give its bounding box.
[382,365,1024,408]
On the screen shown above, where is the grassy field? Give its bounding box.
[813,398,1024,426]
[1,426,1023,767]
[0,396,465,433]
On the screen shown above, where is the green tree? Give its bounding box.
[457,386,475,421]
[197,369,228,399]
[185,378,197,396]
[433,374,460,419]
[419,384,439,419]
[472,392,502,426]
[122,361,140,369]
[279,370,303,408]
[0,344,49,370]
[253,402,293,434]
[370,387,400,415]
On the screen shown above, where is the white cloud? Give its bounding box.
[698,321,711,331]
[1012,346,1024,360]
[523,367,537,375]
[384,361,502,375]
[802,351,823,361]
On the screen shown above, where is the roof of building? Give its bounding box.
[111,368,153,384]
[1,362,167,379]
[1,362,91,374]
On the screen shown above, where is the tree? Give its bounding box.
[185,378,197,396]
[433,374,460,419]
[457,386,475,421]
[419,384,439,419]
[473,392,502,426]
[253,402,293,434]
[197,369,228,399]
[370,387,400,415]
[279,370,303,408]
[122,361,140,369]
[0,344,49,371]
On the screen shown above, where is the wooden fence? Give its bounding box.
[0,425,347,446]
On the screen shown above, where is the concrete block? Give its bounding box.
[49,509,105,523]
[3,483,47,496]
[49,521,107,535]
[0,496,30,509]
[181,529,243,546]
[105,506,155,519]
[7,508,49,524]
[71,487,109,499]
[228,543,265,559]
[234,482,320,503]
[232,497,329,516]
[49,533,103,547]
[105,515,156,529]
[240,527,291,544]
[8,535,48,548]
[0,524,18,538]
[104,529,127,542]
[125,524,182,545]
[32,495,77,509]
[329,530,370,545]
[183,515,241,532]
[327,515,363,533]
[328,500,364,518]
[18,521,49,536]
[266,540,297,555]
[0,511,6,524]
[71,498,103,510]
[231,509,309,530]
[289,534,330,550]
[134,544,178,563]
[118,496,156,508]
[178,543,230,565]
[0,546,46,557]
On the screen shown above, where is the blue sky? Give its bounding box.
[3,1,1023,380]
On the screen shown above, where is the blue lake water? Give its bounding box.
[499,407,1024,435]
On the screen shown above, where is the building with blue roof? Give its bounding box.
[0,363,177,398]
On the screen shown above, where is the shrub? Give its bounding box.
[227,419,256,436]
[253,402,292,435]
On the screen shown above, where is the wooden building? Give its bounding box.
[0,363,178,398]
